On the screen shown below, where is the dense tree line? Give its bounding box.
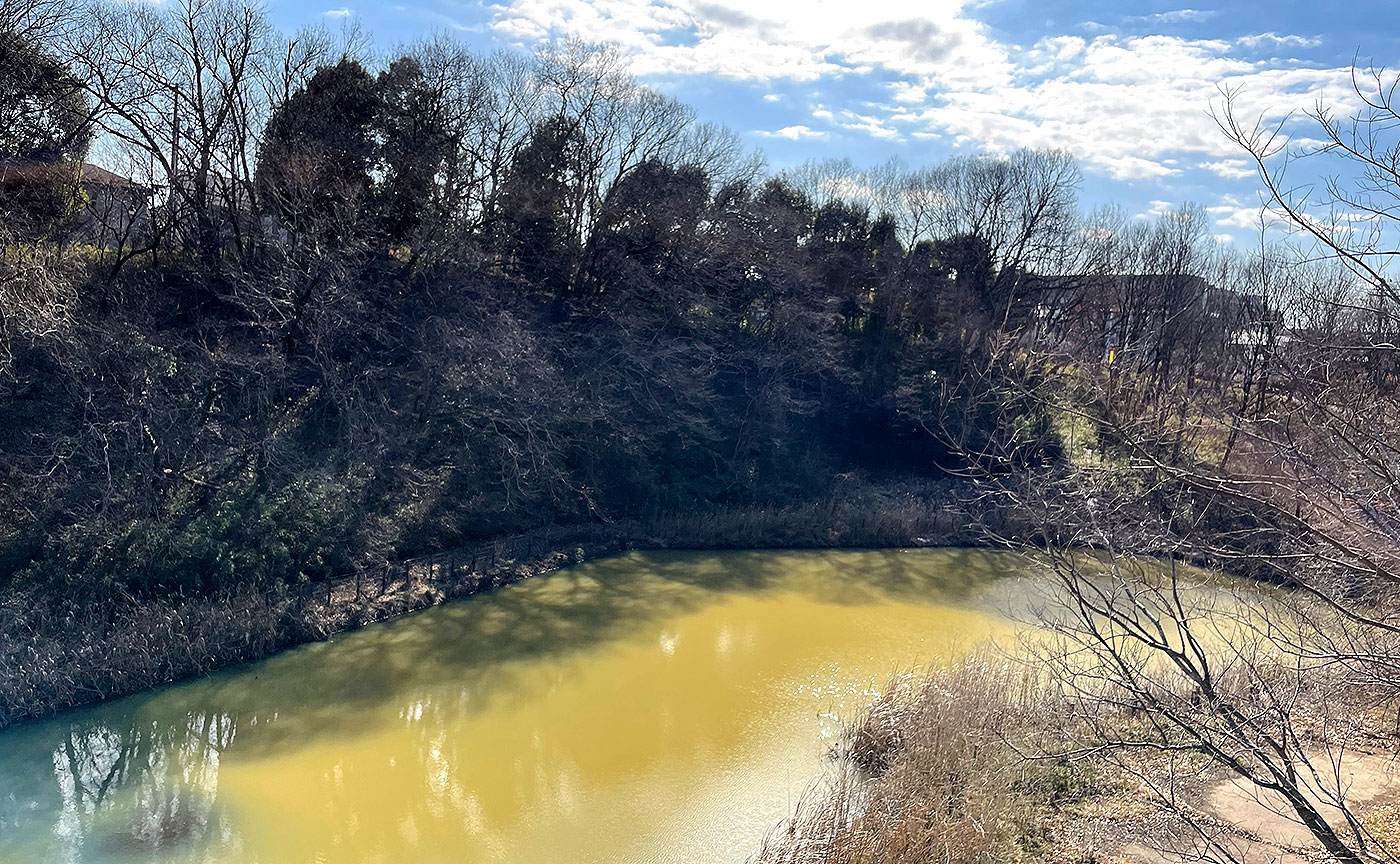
[0,0,1058,603]
[0,0,1272,608]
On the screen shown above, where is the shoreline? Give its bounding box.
[0,479,1011,730]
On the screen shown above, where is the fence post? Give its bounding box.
[355,568,362,602]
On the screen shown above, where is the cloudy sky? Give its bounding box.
[281,0,1400,243]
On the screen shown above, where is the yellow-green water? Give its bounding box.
[0,548,1038,864]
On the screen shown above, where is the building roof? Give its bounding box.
[0,159,151,191]
[75,162,146,189]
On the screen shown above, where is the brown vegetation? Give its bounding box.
[758,620,1398,864]
[0,479,1001,730]
[756,659,1063,864]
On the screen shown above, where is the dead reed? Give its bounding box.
[756,657,1082,864]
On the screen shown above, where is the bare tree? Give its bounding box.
[0,0,71,42]
[896,66,1400,864]
[67,0,274,264]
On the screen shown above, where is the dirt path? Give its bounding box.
[1121,751,1399,864]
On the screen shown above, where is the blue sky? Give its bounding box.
[265,0,1400,243]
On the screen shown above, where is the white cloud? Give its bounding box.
[490,0,1011,87]
[1211,202,1357,239]
[911,33,1357,179]
[756,124,829,140]
[1042,35,1085,62]
[1237,32,1322,51]
[890,81,929,103]
[485,0,1358,181]
[1200,159,1255,180]
[821,175,881,203]
[1132,9,1218,25]
[1213,202,1268,229]
[1206,195,1365,240]
[322,7,353,16]
[839,114,900,140]
[762,93,783,102]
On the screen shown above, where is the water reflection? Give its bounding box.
[0,549,1032,864]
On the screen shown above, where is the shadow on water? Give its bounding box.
[0,548,1032,862]
[206,549,1024,747]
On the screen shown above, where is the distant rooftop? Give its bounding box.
[0,159,150,190]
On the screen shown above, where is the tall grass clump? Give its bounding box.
[757,657,1078,864]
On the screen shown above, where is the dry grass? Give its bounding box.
[1362,802,1400,850]
[0,583,307,728]
[0,525,629,729]
[755,658,1091,864]
[752,592,1400,864]
[642,478,995,550]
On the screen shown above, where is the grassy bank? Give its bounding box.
[0,478,1015,730]
[756,659,1075,864]
[750,655,1213,864]
[758,643,1400,864]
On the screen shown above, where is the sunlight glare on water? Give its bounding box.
[0,549,1036,864]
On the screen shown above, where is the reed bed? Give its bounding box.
[755,657,1084,864]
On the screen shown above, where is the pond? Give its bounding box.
[0,548,1042,864]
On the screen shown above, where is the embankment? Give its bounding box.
[0,478,1021,730]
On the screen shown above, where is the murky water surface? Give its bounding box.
[0,549,1040,863]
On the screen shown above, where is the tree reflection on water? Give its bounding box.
[0,548,1030,864]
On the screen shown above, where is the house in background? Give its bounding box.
[71,162,155,247]
[0,159,155,247]
[1024,272,1274,366]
